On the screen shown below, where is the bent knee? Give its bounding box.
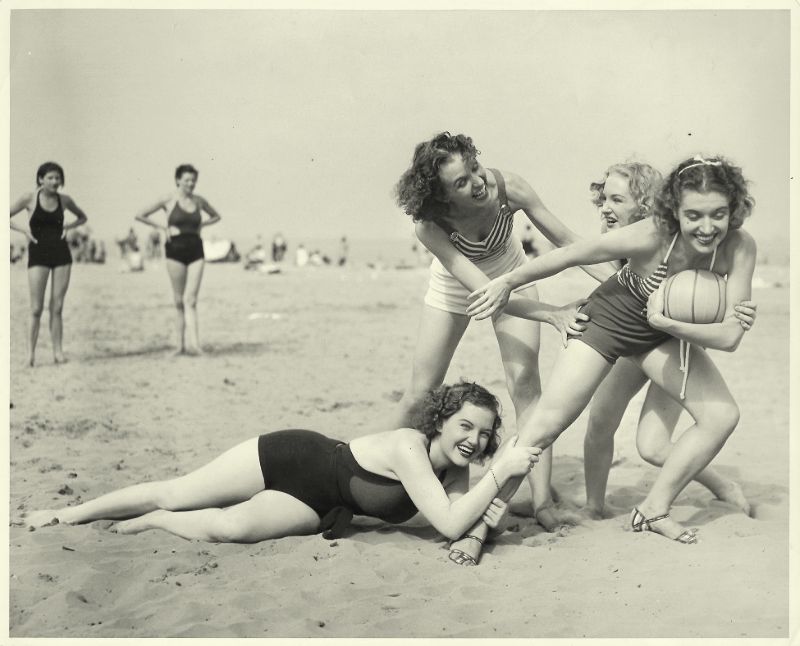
[153,480,191,511]
[585,413,621,441]
[208,515,249,543]
[698,402,740,437]
[636,440,667,467]
[507,368,542,404]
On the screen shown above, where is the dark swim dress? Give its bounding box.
[575,234,679,363]
[165,201,204,265]
[27,191,72,269]
[257,429,443,538]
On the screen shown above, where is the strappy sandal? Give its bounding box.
[630,507,697,544]
[448,535,483,566]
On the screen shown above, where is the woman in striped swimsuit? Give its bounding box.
[464,155,757,556]
[391,133,609,554]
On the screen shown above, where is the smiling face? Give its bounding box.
[437,401,497,467]
[437,154,490,212]
[37,170,63,193]
[677,189,731,254]
[176,171,198,194]
[597,172,640,231]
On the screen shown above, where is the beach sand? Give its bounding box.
[6,259,791,638]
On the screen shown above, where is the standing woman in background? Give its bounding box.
[9,162,89,366]
[135,164,222,356]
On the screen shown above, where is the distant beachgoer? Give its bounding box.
[272,233,288,263]
[26,382,539,549]
[338,236,349,266]
[9,162,89,366]
[244,237,268,270]
[391,132,608,557]
[462,155,758,559]
[134,164,222,355]
[147,228,162,260]
[295,244,309,267]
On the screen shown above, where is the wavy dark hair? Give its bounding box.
[36,162,65,187]
[394,132,480,222]
[411,380,502,462]
[175,164,199,183]
[589,162,663,223]
[653,155,754,235]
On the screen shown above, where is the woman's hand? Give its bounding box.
[481,498,509,529]
[166,225,179,241]
[26,231,38,245]
[734,300,758,330]
[493,436,541,480]
[646,282,667,330]
[467,276,513,320]
[547,299,590,347]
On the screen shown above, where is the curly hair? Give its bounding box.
[411,380,502,462]
[175,164,199,183]
[36,162,65,187]
[589,162,663,224]
[653,155,754,235]
[394,132,480,222]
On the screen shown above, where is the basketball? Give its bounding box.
[663,269,726,324]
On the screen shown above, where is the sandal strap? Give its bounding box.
[464,534,484,545]
[641,513,670,528]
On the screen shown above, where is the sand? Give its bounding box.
[5,258,792,639]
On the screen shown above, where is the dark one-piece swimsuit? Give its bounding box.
[27,191,72,269]
[165,201,204,265]
[257,429,445,539]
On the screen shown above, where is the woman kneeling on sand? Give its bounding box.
[27,382,538,546]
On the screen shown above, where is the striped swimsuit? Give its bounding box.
[423,169,530,315]
[574,234,680,364]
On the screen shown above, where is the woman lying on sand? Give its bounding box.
[459,155,757,559]
[27,382,538,546]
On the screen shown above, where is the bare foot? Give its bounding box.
[630,507,697,544]
[27,354,35,368]
[26,510,64,528]
[113,510,166,535]
[184,346,203,357]
[535,502,582,532]
[53,353,68,364]
[713,480,751,516]
[579,504,606,521]
[173,348,186,357]
[448,535,484,566]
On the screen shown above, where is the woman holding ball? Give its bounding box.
[461,154,757,556]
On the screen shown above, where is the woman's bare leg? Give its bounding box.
[182,259,205,355]
[165,259,188,353]
[27,437,264,527]
[635,380,750,515]
[26,266,50,367]
[388,304,469,429]
[450,340,613,564]
[49,264,72,363]
[115,489,320,542]
[631,339,741,541]
[583,359,648,517]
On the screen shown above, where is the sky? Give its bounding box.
[6,7,792,263]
